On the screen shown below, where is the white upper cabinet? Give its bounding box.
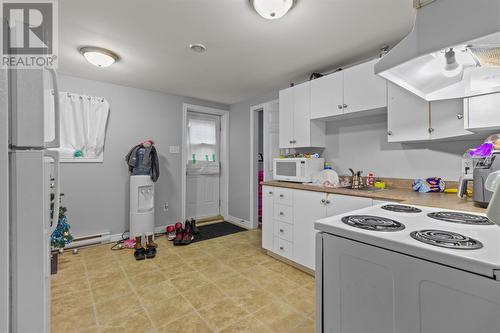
[430,98,472,140]
[293,82,312,147]
[310,59,387,119]
[278,87,294,149]
[278,82,325,148]
[464,93,500,130]
[343,59,387,114]
[387,82,429,142]
[310,72,344,119]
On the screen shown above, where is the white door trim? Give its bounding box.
[249,100,278,229]
[182,104,229,221]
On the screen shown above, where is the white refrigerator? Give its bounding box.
[1,66,61,333]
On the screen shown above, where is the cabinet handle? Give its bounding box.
[269,191,273,195]
[320,199,326,204]
[279,246,284,250]
[338,105,343,109]
[289,140,293,144]
[343,104,348,108]
[279,212,284,216]
[387,130,393,136]
[291,140,296,144]
[428,127,435,133]
[279,229,284,233]
[279,194,284,198]
[325,200,331,204]
[457,114,464,120]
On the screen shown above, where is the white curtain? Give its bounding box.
[58,92,110,159]
[187,114,220,174]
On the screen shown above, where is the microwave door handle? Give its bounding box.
[44,150,60,229]
[45,67,60,148]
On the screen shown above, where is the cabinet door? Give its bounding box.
[430,98,472,140]
[261,186,274,251]
[310,72,344,119]
[279,87,294,148]
[293,82,311,148]
[387,82,430,142]
[343,59,387,114]
[465,93,500,130]
[292,189,327,270]
[325,194,373,217]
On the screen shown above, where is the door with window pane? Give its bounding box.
[186,112,221,220]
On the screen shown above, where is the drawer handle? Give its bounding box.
[279,212,284,216]
[343,104,348,108]
[279,246,284,250]
[279,194,284,198]
[279,229,284,233]
[269,191,273,194]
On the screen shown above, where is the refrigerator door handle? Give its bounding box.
[44,150,60,228]
[45,67,60,148]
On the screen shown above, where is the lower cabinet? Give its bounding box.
[262,186,373,270]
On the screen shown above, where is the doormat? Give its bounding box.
[192,221,247,243]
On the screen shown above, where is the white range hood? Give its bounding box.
[375,0,500,101]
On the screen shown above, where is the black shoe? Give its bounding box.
[145,246,156,258]
[190,218,199,235]
[134,247,146,261]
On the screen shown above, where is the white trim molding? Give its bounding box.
[181,104,229,221]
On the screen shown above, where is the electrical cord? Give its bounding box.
[110,230,166,250]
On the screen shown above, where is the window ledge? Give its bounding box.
[60,156,103,163]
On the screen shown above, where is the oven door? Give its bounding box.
[273,159,301,182]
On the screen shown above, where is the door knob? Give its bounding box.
[343,104,348,108]
[338,105,343,109]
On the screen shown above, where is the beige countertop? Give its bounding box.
[261,180,487,213]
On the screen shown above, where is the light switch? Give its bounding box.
[169,146,180,154]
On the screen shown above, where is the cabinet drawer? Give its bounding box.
[274,204,293,224]
[274,188,293,206]
[274,237,293,260]
[274,221,293,242]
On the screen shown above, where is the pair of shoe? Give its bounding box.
[169,219,199,246]
[134,246,156,260]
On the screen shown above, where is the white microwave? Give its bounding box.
[273,158,324,183]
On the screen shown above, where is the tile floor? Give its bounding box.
[51,229,315,333]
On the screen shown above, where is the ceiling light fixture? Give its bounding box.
[79,46,119,67]
[189,43,207,53]
[251,0,294,20]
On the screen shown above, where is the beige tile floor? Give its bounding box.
[51,229,315,333]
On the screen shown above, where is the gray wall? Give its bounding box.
[322,114,482,181]
[228,91,278,221]
[58,74,227,237]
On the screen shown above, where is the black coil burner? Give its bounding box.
[381,204,422,213]
[427,212,493,225]
[410,230,483,250]
[341,215,405,232]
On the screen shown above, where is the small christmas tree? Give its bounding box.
[51,194,73,249]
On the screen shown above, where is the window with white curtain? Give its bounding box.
[187,114,219,163]
[46,92,110,162]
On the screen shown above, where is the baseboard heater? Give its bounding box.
[64,232,111,249]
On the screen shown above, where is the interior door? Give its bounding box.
[263,100,279,181]
[186,112,221,220]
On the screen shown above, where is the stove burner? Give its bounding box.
[381,204,422,213]
[427,212,493,225]
[341,215,405,232]
[410,230,483,250]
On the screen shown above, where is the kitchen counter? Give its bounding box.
[261,180,487,213]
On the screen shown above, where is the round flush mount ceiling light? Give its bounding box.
[251,0,295,20]
[189,43,207,53]
[79,47,119,67]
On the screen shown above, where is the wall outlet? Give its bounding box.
[163,202,169,211]
[169,146,180,154]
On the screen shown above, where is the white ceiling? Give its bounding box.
[58,0,415,105]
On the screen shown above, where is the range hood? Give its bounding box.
[375,0,500,101]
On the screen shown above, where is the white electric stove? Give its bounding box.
[315,203,500,333]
